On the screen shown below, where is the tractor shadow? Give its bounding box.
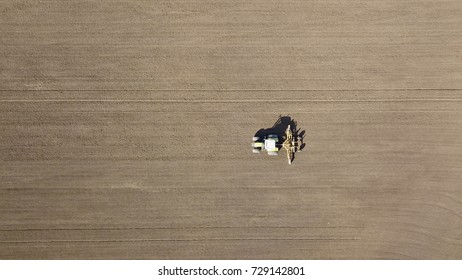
[254,115,306,162]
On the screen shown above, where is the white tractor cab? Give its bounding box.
[252,134,279,156]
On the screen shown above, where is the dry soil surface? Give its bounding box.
[1,0,462,259]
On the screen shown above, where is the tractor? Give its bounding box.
[252,124,302,164]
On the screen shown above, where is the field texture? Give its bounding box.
[1,0,462,259]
